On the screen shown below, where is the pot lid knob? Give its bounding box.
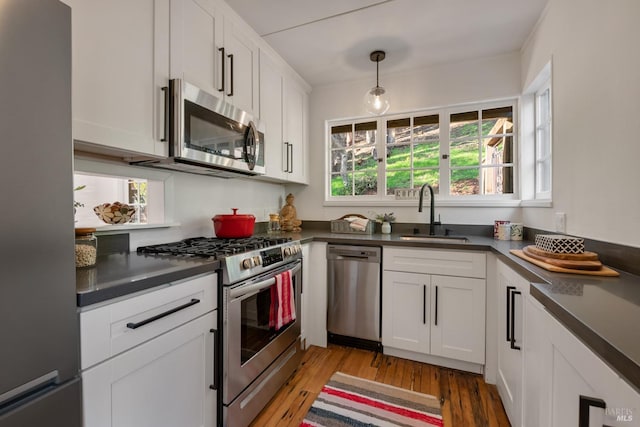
[232,208,238,215]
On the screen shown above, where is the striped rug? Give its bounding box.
[300,372,444,427]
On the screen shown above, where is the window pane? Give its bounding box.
[413,170,439,194]
[386,145,410,170]
[354,147,377,172]
[330,173,351,196]
[481,107,513,136]
[450,111,479,140]
[331,129,352,149]
[482,136,513,165]
[450,139,479,167]
[451,168,479,195]
[413,114,439,168]
[331,149,353,173]
[353,172,377,196]
[537,161,550,193]
[386,118,410,171]
[386,170,411,195]
[482,166,514,195]
[413,140,439,168]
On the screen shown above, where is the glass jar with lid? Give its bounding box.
[75,227,97,268]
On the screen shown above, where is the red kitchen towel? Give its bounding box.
[275,269,296,330]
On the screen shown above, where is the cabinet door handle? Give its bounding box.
[510,290,521,350]
[227,53,234,97]
[506,286,515,342]
[209,328,219,391]
[218,47,225,92]
[423,285,427,325]
[289,143,294,173]
[161,86,169,142]
[434,285,438,326]
[126,298,200,329]
[579,395,606,427]
[284,142,290,173]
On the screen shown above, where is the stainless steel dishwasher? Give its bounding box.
[327,245,382,351]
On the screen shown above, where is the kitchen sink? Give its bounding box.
[400,234,470,244]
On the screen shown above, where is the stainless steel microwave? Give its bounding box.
[136,79,264,178]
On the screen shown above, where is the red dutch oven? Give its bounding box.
[212,208,256,238]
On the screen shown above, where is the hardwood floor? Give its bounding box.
[250,344,511,427]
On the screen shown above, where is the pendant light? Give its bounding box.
[364,50,390,115]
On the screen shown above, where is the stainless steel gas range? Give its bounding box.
[137,236,303,427]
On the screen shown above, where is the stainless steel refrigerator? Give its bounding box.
[0,0,82,425]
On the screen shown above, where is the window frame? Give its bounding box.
[324,98,519,206]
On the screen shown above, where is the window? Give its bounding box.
[330,121,378,196]
[386,115,440,195]
[326,100,517,204]
[127,179,148,224]
[73,172,165,227]
[449,107,514,196]
[535,81,552,199]
[521,61,552,204]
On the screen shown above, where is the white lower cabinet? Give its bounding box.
[545,310,640,427]
[80,273,218,427]
[499,266,640,427]
[83,312,217,427]
[496,260,528,426]
[303,242,328,348]
[382,247,486,370]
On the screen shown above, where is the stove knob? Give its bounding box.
[241,258,253,269]
[283,247,292,257]
[253,256,262,265]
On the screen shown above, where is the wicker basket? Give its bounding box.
[330,214,374,234]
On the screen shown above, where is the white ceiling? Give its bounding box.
[225,0,549,87]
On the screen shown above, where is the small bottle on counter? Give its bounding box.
[268,213,281,233]
[75,227,97,268]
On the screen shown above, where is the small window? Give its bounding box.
[535,81,552,199]
[73,172,164,227]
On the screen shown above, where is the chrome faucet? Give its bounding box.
[418,183,438,235]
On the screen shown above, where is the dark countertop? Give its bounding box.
[76,253,219,307]
[284,228,640,393]
[77,228,640,393]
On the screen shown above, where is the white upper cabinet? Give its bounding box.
[283,78,308,184]
[65,0,308,169]
[221,17,259,115]
[63,0,170,157]
[170,0,220,96]
[170,0,258,116]
[259,51,286,181]
[259,50,309,184]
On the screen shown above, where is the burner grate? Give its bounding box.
[137,236,293,259]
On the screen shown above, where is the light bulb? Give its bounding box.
[364,85,390,115]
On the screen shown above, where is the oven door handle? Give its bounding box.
[229,262,301,300]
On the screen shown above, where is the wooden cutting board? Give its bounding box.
[522,246,602,270]
[524,245,599,261]
[510,250,619,276]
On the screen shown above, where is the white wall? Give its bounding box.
[521,0,640,247]
[289,52,523,225]
[75,158,286,249]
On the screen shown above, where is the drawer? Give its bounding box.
[80,273,217,370]
[383,247,486,278]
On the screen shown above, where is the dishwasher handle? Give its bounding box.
[327,245,381,262]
